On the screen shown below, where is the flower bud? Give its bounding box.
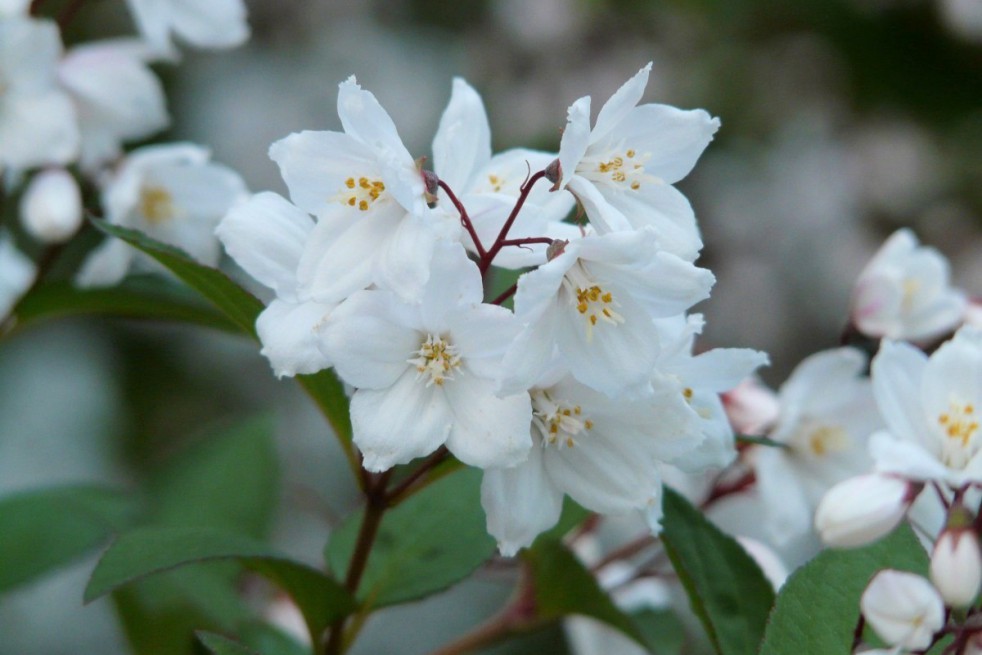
[814,474,917,548]
[19,168,82,244]
[929,510,981,608]
[861,569,944,650]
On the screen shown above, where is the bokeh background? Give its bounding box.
[2,0,981,653]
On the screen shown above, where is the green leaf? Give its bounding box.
[238,622,311,655]
[86,526,356,640]
[0,485,136,591]
[758,524,929,655]
[148,417,279,538]
[196,631,261,655]
[10,276,239,336]
[660,488,775,655]
[326,467,495,608]
[524,538,647,649]
[92,220,263,337]
[92,220,354,456]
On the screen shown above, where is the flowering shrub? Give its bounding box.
[1,2,981,655]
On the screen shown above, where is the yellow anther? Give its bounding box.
[139,186,176,225]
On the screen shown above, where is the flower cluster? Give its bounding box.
[0,0,250,314]
[217,64,769,555]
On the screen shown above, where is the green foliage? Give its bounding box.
[524,538,648,649]
[86,526,356,640]
[632,609,686,655]
[196,631,261,655]
[326,468,496,608]
[758,524,929,655]
[660,488,775,655]
[0,485,136,592]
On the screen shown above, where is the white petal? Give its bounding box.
[754,447,814,544]
[922,327,982,427]
[481,447,564,556]
[256,298,334,378]
[498,305,561,396]
[872,340,938,454]
[444,375,532,468]
[317,290,420,390]
[75,238,135,288]
[589,63,652,147]
[606,182,702,260]
[557,96,591,189]
[681,348,770,393]
[216,192,312,298]
[0,91,78,169]
[566,174,632,233]
[167,0,249,50]
[433,77,491,192]
[869,430,948,481]
[351,370,453,472]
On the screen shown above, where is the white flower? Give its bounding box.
[318,243,532,472]
[869,326,982,486]
[0,0,28,17]
[752,348,882,544]
[0,231,35,319]
[930,526,982,608]
[432,77,577,269]
[861,570,944,650]
[124,0,249,57]
[19,168,82,244]
[814,474,918,548]
[556,63,719,261]
[651,314,769,470]
[77,143,248,287]
[499,228,714,397]
[270,77,457,304]
[58,39,168,170]
[481,374,700,555]
[722,377,780,437]
[216,192,335,378]
[736,536,789,591]
[852,228,966,342]
[0,17,78,173]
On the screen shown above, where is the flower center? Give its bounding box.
[531,389,593,449]
[487,174,504,193]
[789,419,851,458]
[337,176,386,212]
[407,334,461,387]
[938,401,980,469]
[562,262,624,341]
[579,146,656,191]
[139,185,176,225]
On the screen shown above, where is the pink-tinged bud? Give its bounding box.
[19,168,82,244]
[814,474,918,548]
[930,523,981,609]
[861,569,945,650]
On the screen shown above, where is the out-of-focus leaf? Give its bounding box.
[237,622,311,655]
[0,485,136,591]
[326,468,495,608]
[196,631,261,655]
[10,276,238,335]
[92,220,354,454]
[524,538,647,648]
[86,527,356,640]
[660,488,774,655]
[632,608,686,655]
[758,524,928,655]
[148,416,278,539]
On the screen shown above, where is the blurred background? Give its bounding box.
[2,0,980,653]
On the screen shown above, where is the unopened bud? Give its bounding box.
[544,158,562,191]
[930,513,981,608]
[20,168,82,244]
[421,169,440,207]
[814,474,918,548]
[861,569,944,650]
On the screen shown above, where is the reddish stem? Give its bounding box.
[438,180,486,259]
[384,446,449,505]
[490,283,518,306]
[497,237,554,249]
[479,170,547,274]
[701,469,756,510]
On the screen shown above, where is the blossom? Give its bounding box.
[0,231,35,319]
[868,326,982,486]
[0,17,78,173]
[216,192,335,377]
[814,474,919,548]
[930,524,982,608]
[77,143,247,287]
[861,570,945,651]
[58,39,168,170]
[751,347,882,544]
[481,373,700,555]
[432,77,577,268]
[318,243,532,472]
[499,228,715,397]
[19,168,82,244]
[124,0,249,57]
[270,77,457,304]
[851,228,966,342]
[555,63,719,261]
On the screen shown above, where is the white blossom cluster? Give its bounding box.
[217,64,770,555]
[0,0,250,315]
